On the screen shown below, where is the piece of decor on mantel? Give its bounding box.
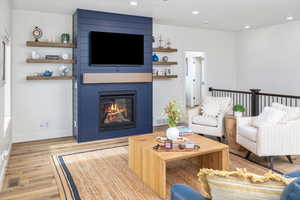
[152,53,159,61]
[59,65,70,76]
[165,100,181,141]
[32,26,43,42]
[61,33,70,43]
[233,104,245,117]
[42,70,53,77]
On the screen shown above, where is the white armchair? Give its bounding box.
[188,96,232,141]
[237,116,300,168]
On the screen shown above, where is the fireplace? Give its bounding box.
[99,91,136,131]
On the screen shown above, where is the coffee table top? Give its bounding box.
[129,132,229,162]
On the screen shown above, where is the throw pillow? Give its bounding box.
[202,96,231,113]
[201,102,220,118]
[252,106,286,128]
[198,168,294,200]
[272,103,300,123]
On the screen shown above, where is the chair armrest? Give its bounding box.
[236,116,255,127]
[188,106,201,126]
[171,184,208,200]
[188,106,201,117]
[257,120,300,156]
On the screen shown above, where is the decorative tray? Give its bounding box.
[152,144,200,152]
[156,136,188,144]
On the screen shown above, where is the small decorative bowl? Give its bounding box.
[43,71,53,77]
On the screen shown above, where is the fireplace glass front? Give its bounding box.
[99,91,136,131]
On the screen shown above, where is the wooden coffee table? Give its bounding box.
[128,132,229,199]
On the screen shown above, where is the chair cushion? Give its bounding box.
[198,168,294,200]
[192,115,218,127]
[238,125,257,142]
[252,106,286,128]
[281,177,300,200]
[272,103,300,123]
[201,102,220,118]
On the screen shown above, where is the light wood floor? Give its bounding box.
[0,136,131,200]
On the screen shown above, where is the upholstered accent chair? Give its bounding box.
[188,96,232,141]
[236,103,300,169]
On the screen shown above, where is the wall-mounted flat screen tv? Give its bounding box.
[90,31,144,65]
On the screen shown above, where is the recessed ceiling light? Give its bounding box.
[244,25,251,29]
[192,11,200,15]
[286,16,294,21]
[203,21,209,24]
[129,1,138,6]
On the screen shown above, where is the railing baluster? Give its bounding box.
[208,87,300,117]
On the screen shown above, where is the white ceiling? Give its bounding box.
[12,0,300,31]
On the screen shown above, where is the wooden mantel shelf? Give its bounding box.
[153,61,177,65]
[153,48,177,52]
[26,58,74,64]
[26,41,74,48]
[26,76,74,80]
[153,75,178,79]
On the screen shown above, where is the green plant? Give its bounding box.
[165,100,181,127]
[233,104,246,112]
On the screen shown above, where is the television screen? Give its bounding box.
[90,31,144,65]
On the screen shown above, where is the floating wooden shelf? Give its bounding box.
[26,76,74,80]
[153,61,177,65]
[153,75,178,79]
[26,58,74,64]
[26,41,74,48]
[153,48,177,52]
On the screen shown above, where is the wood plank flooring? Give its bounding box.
[0,136,129,200]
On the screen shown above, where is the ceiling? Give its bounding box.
[12,0,300,31]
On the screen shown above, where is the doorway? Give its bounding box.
[184,51,205,108]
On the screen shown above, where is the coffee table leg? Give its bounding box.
[197,148,229,170]
[221,148,229,170]
[142,148,167,199]
[128,137,143,177]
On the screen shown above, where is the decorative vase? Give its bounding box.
[43,70,53,77]
[61,33,70,43]
[152,53,159,62]
[166,127,180,141]
[234,111,243,117]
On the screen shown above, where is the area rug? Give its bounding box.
[51,143,284,200]
[231,149,300,174]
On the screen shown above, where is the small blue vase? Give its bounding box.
[152,53,159,62]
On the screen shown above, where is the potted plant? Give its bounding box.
[233,104,245,117]
[165,100,181,141]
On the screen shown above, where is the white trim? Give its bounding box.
[0,144,11,191]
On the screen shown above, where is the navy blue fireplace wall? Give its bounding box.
[73,9,153,142]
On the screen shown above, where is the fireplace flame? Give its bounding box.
[104,103,129,123]
[106,103,122,114]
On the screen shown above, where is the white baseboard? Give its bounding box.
[12,129,72,143]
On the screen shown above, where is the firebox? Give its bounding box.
[99,91,136,131]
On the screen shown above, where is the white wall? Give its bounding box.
[237,21,300,95]
[153,24,237,125]
[12,10,73,142]
[11,10,237,140]
[0,0,12,188]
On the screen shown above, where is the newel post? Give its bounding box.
[250,89,261,116]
